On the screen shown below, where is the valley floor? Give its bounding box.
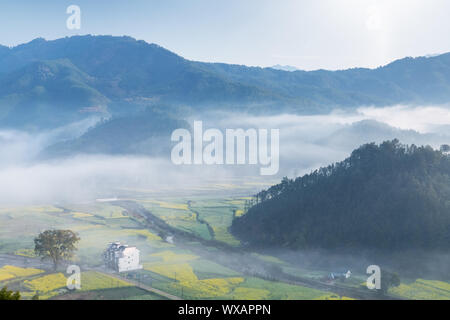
[0,182,448,300]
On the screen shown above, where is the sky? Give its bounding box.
[0,0,449,70]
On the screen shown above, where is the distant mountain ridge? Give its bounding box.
[316,119,450,150]
[41,109,189,158]
[1,35,450,129]
[270,65,299,72]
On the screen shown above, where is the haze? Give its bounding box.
[1,0,450,70]
[0,105,449,205]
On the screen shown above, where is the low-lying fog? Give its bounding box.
[0,105,449,205]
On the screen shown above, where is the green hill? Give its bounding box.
[231,140,450,251]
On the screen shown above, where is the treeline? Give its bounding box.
[232,140,450,251]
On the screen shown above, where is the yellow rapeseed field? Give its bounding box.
[175,277,244,298]
[20,271,133,299]
[24,273,67,292]
[390,279,450,300]
[70,212,94,218]
[234,210,245,217]
[146,200,189,211]
[0,265,43,281]
[415,279,450,291]
[144,260,244,298]
[14,248,37,258]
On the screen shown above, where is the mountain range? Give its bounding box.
[1,35,450,130]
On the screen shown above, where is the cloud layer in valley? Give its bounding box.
[0,105,449,204]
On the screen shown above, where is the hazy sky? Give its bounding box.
[0,0,449,70]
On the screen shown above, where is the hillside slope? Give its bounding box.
[231,140,450,251]
[0,59,108,129]
[41,109,189,158]
[1,36,450,129]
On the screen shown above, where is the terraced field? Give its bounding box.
[137,250,339,300]
[0,196,448,300]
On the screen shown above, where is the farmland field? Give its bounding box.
[0,184,449,300]
[0,265,43,281]
[389,279,450,300]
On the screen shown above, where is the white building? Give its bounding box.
[104,241,143,272]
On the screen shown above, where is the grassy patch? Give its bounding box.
[228,287,271,300]
[149,250,198,264]
[79,271,133,291]
[238,278,331,300]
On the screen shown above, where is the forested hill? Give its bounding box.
[231,140,450,251]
